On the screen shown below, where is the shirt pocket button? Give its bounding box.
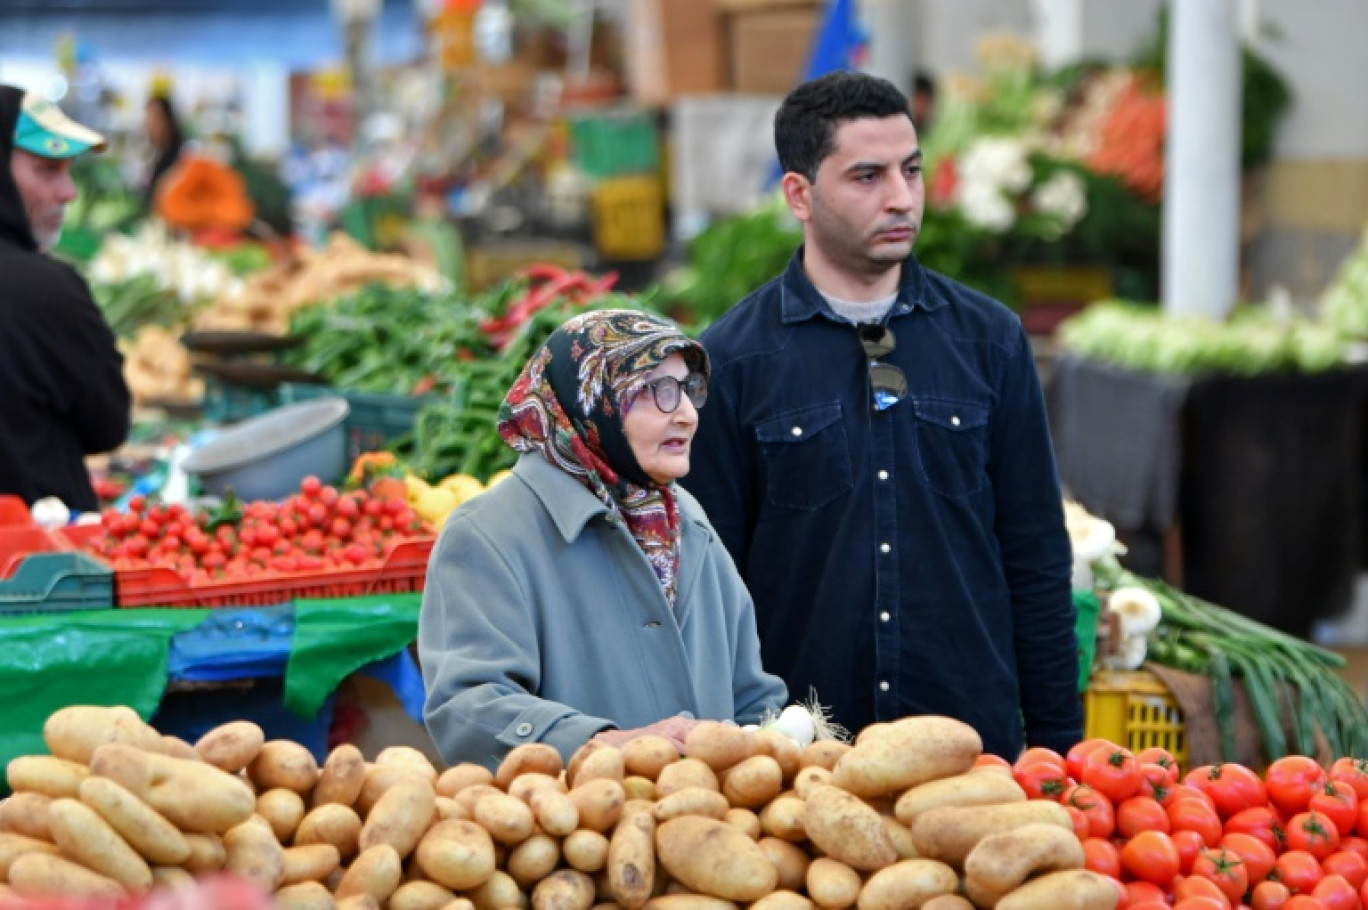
[515,722,534,737]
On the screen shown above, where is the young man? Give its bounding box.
[0,85,130,513]
[684,72,1082,757]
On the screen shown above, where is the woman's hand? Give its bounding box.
[593,716,700,752]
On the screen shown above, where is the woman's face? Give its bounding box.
[622,353,699,485]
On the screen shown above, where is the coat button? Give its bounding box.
[791,426,803,437]
[515,722,533,737]
[879,681,891,693]
[951,416,961,427]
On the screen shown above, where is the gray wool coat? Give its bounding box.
[418,452,787,768]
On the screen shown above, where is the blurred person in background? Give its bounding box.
[142,94,185,210]
[0,85,130,513]
[911,70,938,135]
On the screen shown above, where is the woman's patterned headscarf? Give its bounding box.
[497,309,709,605]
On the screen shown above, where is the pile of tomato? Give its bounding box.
[86,477,431,584]
[998,740,1368,910]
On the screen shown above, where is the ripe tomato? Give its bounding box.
[1133,902,1172,910]
[1310,875,1359,910]
[1119,796,1174,838]
[1129,881,1170,907]
[1254,882,1293,910]
[1084,837,1123,879]
[1172,798,1226,848]
[1276,851,1327,895]
[1176,897,1234,910]
[1016,761,1072,801]
[1310,784,1360,843]
[1284,898,1329,910]
[1177,874,1235,909]
[1223,832,1279,886]
[1227,807,1288,853]
[975,754,1012,770]
[1067,738,1114,780]
[1193,847,1252,905]
[1287,811,1343,861]
[1142,763,1177,803]
[1083,745,1144,804]
[1268,757,1330,817]
[1138,747,1181,783]
[1341,838,1368,860]
[1064,783,1117,839]
[1322,852,1368,891]
[1123,829,1182,887]
[1016,747,1067,769]
[1177,829,1214,875]
[1172,784,1221,812]
[1067,805,1093,841]
[1331,759,1368,803]
[1188,764,1269,819]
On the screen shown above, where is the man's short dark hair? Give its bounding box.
[774,71,912,182]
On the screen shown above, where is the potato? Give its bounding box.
[607,801,656,909]
[313,744,367,807]
[856,859,959,910]
[531,786,580,836]
[42,705,162,764]
[969,764,1016,780]
[0,832,60,877]
[623,776,657,802]
[653,787,730,822]
[509,772,567,804]
[455,783,505,817]
[724,808,762,840]
[910,801,1073,868]
[295,803,363,861]
[7,755,89,799]
[466,869,525,910]
[436,797,471,822]
[415,819,497,892]
[0,792,53,840]
[182,833,227,874]
[337,844,403,903]
[376,747,439,784]
[257,787,308,843]
[509,834,561,889]
[759,796,807,842]
[656,816,777,902]
[275,880,337,910]
[804,786,897,872]
[621,736,679,781]
[475,790,536,846]
[223,815,286,891]
[337,896,382,910]
[683,722,752,773]
[806,858,862,910]
[78,776,189,866]
[150,866,197,891]
[564,829,611,873]
[574,747,626,787]
[792,766,833,800]
[642,898,737,910]
[655,759,719,798]
[799,742,851,772]
[752,892,816,910]
[90,742,256,834]
[570,779,626,833]
[390,880,458,910]
[280,844,342,885]
[994,871,1119,910]
[47,797,153,891]
[721,756,783,809]
[894,773,1027,826]
[882,816,919,860]
[358,764,421,816]
[923,896,976,910]
[248,740,320,794]
[749,730,802,783]
[963,824,1086,908]
[440,900,479,910]
[437,763,495,798]
[496,744,564,790]
[360,777,436,859]
[758,837,810,893]
[532,869,596,910]
[8,852,125,899]
[157,736,200,761]
[568,741,609,788]
[833,717,980,799]
[193,721,266,773]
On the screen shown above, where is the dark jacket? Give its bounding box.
[0,85,130,513]
[683,249,1083,758]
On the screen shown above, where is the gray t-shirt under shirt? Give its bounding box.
[820,291,898,325]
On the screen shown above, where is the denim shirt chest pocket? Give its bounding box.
[911,397,991,498]
[755,402,854,510]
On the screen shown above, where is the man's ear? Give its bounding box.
[781,171,813,223]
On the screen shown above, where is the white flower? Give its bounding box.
[958,181,1016,232]
[959,137,1033,195]
[1031,171,1089,230]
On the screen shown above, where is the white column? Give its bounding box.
[861,0,920,92]
[1030,0,1084,71]
[1162,0,1242,319]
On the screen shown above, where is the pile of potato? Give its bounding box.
[0,708,1119,910]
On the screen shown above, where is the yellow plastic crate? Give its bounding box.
[1083,669,1188,771]
[591,176,665,261]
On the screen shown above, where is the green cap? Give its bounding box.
[13,91,106,159]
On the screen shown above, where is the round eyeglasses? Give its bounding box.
[638,372,709,413]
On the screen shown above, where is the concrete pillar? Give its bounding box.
[862,0,920,94]
[1162,0,1242,319]
[1030,0,1084,71]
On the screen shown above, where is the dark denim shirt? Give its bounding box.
[684,249,1083,757]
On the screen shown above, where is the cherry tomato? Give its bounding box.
[1123,829,1182,887]
[1084,837,1123,879]
[1331,759,1368,804]
[1268,757,1330,817]
[1119,796,1174,838]
[1322,852,1368,891]
[1173,798,1226,848]
[1311,784,1361,844]
[1177,874,1235,909]
[1015,761,1072,801]
[1286,811,1343,861]
[1254,882,1293,910]
[1193,846,1252,905]
[1064,783,1117,839]
[1311,875,1359,910]
[1083,745,1144,804]
[1188,764,1269,819]
[1276,851,1327,895]
[1228,806,1289,853]
[1067,738,1114,781]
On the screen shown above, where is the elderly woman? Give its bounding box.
[418,309,787,768]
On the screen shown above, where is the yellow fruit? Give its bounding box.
[415,487,459,526]
[404,474,431,504]
[438,474,486,505]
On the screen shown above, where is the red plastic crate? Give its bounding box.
[0,525,74,579]
[112,537,436,608]
[0,495,30,526]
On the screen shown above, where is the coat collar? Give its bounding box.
[778,245,946,325]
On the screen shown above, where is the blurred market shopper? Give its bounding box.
[419,309,786,768]
[142,94,185,210]
[684,72,1081,759]
[0,85,130,513]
